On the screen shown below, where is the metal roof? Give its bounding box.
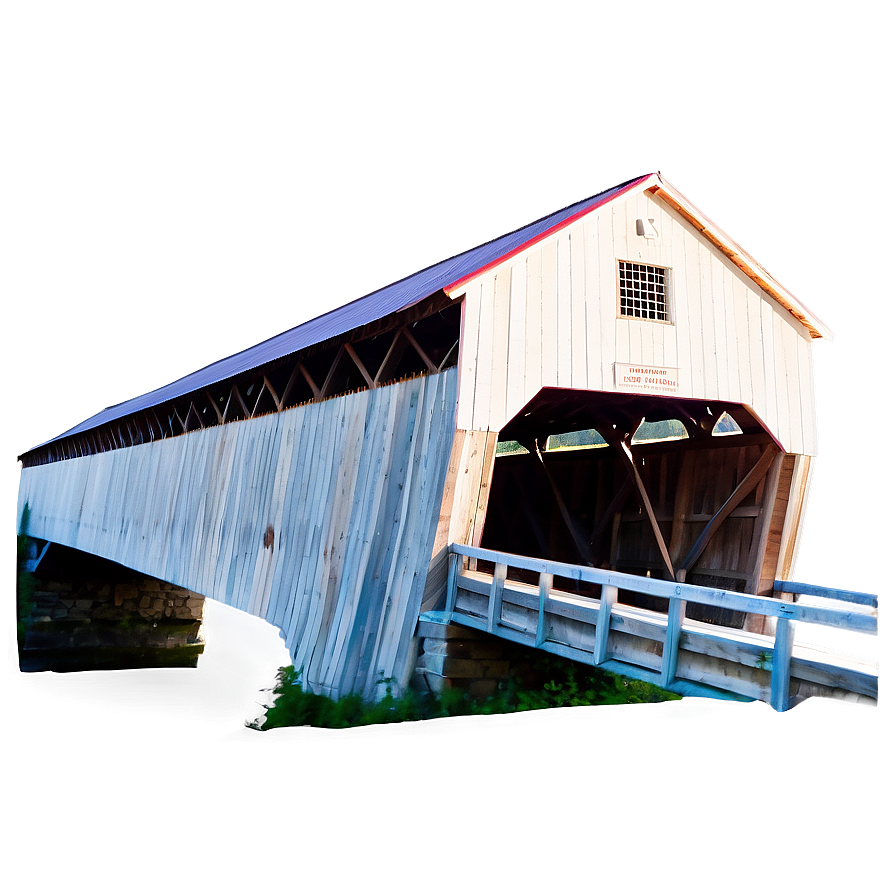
[27,174,651,454]
[25,172,833,456]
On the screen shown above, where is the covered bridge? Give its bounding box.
[17,172,876,709]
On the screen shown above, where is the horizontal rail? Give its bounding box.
[451,544,877,634]
[774,579,878,608]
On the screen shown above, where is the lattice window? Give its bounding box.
[618,261,669,321]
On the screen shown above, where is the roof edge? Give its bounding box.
[444,173,656,297]
[446,171,832,342]
[649,174,833,340]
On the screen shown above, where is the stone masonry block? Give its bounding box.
[114,584,139,605]
[417,652,510,680]
[422,638,449,655]
[44,581,73,593]
[416,652,447,676]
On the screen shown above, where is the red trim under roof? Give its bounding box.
[444,173,654,295]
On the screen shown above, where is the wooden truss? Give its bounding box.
[24,294,461,467]
[509,401,783,597]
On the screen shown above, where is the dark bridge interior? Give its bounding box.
[479,388,790,631]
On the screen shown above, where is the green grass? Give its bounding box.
[249,654,680,731]
[17,506,37,649]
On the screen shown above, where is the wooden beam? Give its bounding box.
[276,362,301,410]
[445,551,461,615]
[613,439,675,580]
[344,343,375,389]
[745,451,785,607]
[190,400,206,429]
[297,362,321,400]
[221,389,235,423]
[594,584,617,664]
[373,330,406,385]
[535,571,553,647]
[204,390,224,424]
[661,594,686,687]
[468,431,499,562]
[770,617,795,711]
[533,444,593,565]
[775,580,878,608]
[679,444,778,576]
[250,383,266,416]
[232,384,252,419]
[319,345,346,399]
[402,326,438,374]
[487,562,507,632]
[438,338,460,372]
[263,375,281,408]
[420,429,473,612]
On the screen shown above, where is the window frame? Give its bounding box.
[616,259,673,325]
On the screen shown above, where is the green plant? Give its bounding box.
[16,504,37,648]
[248,655,681,731]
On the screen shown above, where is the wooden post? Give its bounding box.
[487,563,507,633]
[594,584,617,664]
[468,431,499,571]
[535,571,553,647]
[770,615,795,711]
[614,440,675,580]
[661,592,686,687]
[445,551,461,615]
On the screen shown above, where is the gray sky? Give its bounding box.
[0,0,896,888]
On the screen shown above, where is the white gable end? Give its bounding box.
[456,186,817,455]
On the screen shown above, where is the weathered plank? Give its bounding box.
[18,369,459,701]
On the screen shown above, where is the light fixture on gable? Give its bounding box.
[636,217,658,239]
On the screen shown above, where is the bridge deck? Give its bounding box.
[433,544,877,710]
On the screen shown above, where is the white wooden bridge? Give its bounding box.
[17,173,880,712]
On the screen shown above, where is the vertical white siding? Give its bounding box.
[456,190,817,455]
[18,369,459,700]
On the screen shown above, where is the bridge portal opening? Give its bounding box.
[478,388,792,633]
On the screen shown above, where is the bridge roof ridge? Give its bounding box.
[25,175,649,454]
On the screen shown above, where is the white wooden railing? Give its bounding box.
[444,544,878,711]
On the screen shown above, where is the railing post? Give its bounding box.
[594,584,617,665]
[487,563,507,633]
[770,616,795,711]
[661,591,686,688]
[535,570,553,647]
[445,551,461,616]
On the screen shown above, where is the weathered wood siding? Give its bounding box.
[18,369,458,699]
[457,189,817,455]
